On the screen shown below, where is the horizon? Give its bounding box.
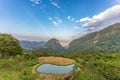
[0,0,120,41]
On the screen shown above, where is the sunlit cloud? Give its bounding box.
[51,2,60,8]
[80,17,90,22]
[71,18,75,21]
[73,26,80,29]
[67,16,76,22]
[48,17,62,26]
[67,16,71,20]
[30,0,40,5]
[80,5,120,33]
[75,20,80,23]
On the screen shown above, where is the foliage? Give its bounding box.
[27,60,39,66]
[0,33,23,58]
[71,53,120,80]
[20,75,35,80]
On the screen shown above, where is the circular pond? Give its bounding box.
[37,64,75,74]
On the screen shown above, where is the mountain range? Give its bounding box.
[19,22,120,53]
[67,22,120,53]
[20,41,46,50]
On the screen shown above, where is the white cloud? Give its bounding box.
[58,19,62,23]
[71,18,75,21]
[67,16,82,23]
[48,17,52,20]
[48,17,62,26]
[75,20,80,23]
[74,26,80,29]
[52,21,58,26]
[80,5,120,32]
[67,16,76,22]
[67,16,71,20]
[30,0,40,5]
[80,17,90,22]
[51,2,60,8]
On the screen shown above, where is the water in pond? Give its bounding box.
[37,64,75,74]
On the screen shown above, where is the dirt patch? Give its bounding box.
[37,56,76,65]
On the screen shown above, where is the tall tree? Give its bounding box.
[0,33,23,57]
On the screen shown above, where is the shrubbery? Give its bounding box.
[0,34,23,58]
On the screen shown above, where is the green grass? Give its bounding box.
[1,53,120,80]
[0,69,18,80]
[0,55,37,80]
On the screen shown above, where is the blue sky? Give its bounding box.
[0,0,120,41]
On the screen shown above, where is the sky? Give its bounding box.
[0,0,120,42]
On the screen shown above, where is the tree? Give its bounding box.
[0,33,23,58]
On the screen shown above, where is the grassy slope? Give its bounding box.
[0,55,37,80]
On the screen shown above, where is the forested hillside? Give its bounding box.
[68,23,120,53]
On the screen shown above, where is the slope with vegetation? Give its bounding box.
[68,23,120,53]
[0,34,23,58]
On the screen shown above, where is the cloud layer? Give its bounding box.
[12,33,50,41]
[80,4,120,33]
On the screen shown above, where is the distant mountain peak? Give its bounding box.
[44,38,65,53]
[48,38,60,44]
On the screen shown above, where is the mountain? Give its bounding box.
[59,41,69,49]
[43,38,65,53]
[68,22,120,53]
[20,41,46,50]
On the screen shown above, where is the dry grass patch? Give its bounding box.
[37,56,76,65]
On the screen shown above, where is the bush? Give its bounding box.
[27,60,39,66]
[20,75,35,80]
[0,34,23,58]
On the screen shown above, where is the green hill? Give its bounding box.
[68,23,120,53]
[41,38,65,53]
